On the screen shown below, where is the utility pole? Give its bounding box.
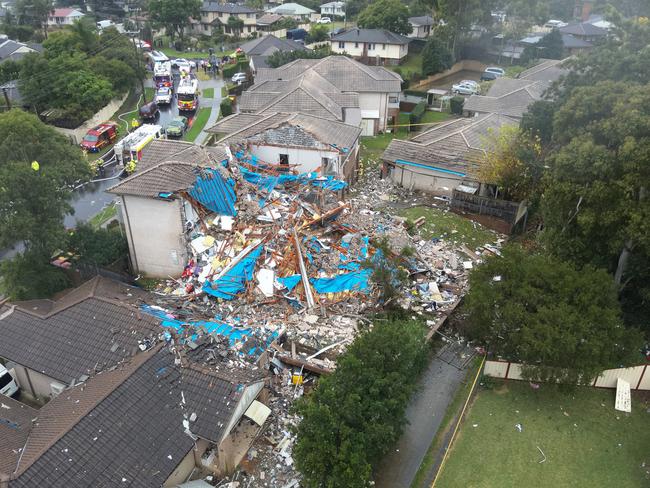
[128,1,147,103]
[2,86,11,109]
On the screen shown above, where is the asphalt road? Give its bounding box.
[373,339,475,488]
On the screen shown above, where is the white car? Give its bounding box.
[0,364,19,398]
[452,80,480,95]
[173,58,192,73]
[484,67,505,77]
[155,86,173,105]
[318,17,332,24]
[231,72,247,84]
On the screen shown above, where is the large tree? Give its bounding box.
[14,0,52,39]
[0,110,91,299]
[357,0,411,36]
[148,0,201,41]
[294,318,428,487]
[465,247,642,384]
[421,35,453,75]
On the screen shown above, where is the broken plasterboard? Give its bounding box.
[191,235,216,254]
[256,268,275,297]
[614,377,631,413]
[244,400,272,426]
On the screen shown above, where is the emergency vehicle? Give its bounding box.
[153,61,173,88]
[177,76,199,112]
[114,124,163,175]
[79,122,118,152]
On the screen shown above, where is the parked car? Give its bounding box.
[286,28,308,41]
[480,71,498,81]
[231,72,247,84]
[172,58,192,72]
[0,364,19,398]
[79,122,118,152]
[484,67,505,77]
[451,80,480,95]
[330,27,345,37]
[139,101,160,120]
[166,116,188,137]
[318,16,332,24]
[155,86,173,105]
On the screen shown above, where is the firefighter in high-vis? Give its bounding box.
[131,118,139,131]
[125,158,136,174]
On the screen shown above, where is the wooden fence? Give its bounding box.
[484,360,650,390]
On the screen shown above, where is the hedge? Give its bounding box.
[409,100,427,129]
[450,96,464,115]
[220,97,233,117]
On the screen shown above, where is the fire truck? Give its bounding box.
[153,61,173,88]
[177,76,199,112]
[114,124,163,175]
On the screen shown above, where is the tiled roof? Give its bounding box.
[561,33,592,48]
[49,8,82,17]
[11,347,197,488]
[331,28,411,45]
[517,58,567,83]
[201,1,258,13]
[382,113,518,176]
[208,113,270,134]
[217,112,361,151]
[255,13,284,26]
[268,2,315,15]
[0,277,160,383]
[255,55,402,93]
[409,15,434,26]
[108,161,206,198]
[559,21,607,37]
[239,34,306,55]
[0,396,36,479]
[137,139,212,172]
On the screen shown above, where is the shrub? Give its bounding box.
[220,97,233,116]
[450,95,464,115]
[409,100,426,128]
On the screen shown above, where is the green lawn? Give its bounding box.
[436,382,650,488]
[390,52,423,78]
[160,48,207,59]
[202,87,214,98]
[88,202,118,229]
[184,107,211,142]
[504,65,528,78]
[401,206,497,247]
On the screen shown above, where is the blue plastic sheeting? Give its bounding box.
[203,245,263,299]
[238,165,347,193]
[311,269,372,294]
[278,274,301,292]
[189,168,237,216]
[394,159,467,177]
[140,305,279,358]
[339,236,369,270]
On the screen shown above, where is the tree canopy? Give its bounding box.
[293,318,428,487]
[421,35,453,76]
[357,0,412,36]
[465,247,642,384]
[148,0,201,41]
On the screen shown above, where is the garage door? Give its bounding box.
[361,118,374,136]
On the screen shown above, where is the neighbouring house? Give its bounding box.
[207,112,362,182]
[408,15,434,38]
[108,140,229,277]
[255,12,284,34]
[46,7,84,26]
[330,28,410,65]
[584,13,613,31]
[267,2,316,21]
[320,1,345,17]
[519,32,594,55]
[381,113,519,196]
[0,37,40,62]
[558,21,607,42]
[239,34,307,71]
[250,55,402,135]
[192,2,260,37]
[0,277,269,487]
[463,58,567,119]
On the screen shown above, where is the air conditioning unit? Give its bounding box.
[50,382,65,397]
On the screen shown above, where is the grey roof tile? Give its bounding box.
[0,396,36,479]
[331,28,410,45]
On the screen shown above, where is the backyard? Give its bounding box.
[435,381,650,488]
[184,107,212,142]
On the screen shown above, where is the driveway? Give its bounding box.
[373,339,475,488]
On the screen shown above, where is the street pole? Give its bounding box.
[130,33,147,103]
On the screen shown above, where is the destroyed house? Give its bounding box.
[108,140,231,278]
[463,58,567,118]
[207,112,362,183]
[381,113,518,196]
[0,278,269,487]
[252,56,402,135]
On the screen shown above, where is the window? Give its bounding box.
[354,42,359,48]
[247,26,252,32]
[368,43,375,50]
[382,43,386,50]
[279,154,289,165]
[389,95,398,103]
[338,41,345,49]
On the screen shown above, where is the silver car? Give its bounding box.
[452,80,480,95]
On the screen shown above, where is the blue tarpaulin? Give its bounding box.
[311,269,372,294]
[238,165,347,193]
[339,235,369,270]
[189,168,237,216]
[278,274,301,292]
[140,305,279,358]
[203,245,263,299]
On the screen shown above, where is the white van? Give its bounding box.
[0,364,19,398]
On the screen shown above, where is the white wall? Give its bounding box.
[388,163,464,196]
[10,364,65,399]
[343,107,362,127]
[330,41,407,60]
[120,195,187,277]
[358,92,389,132]
[249,144,341,174]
